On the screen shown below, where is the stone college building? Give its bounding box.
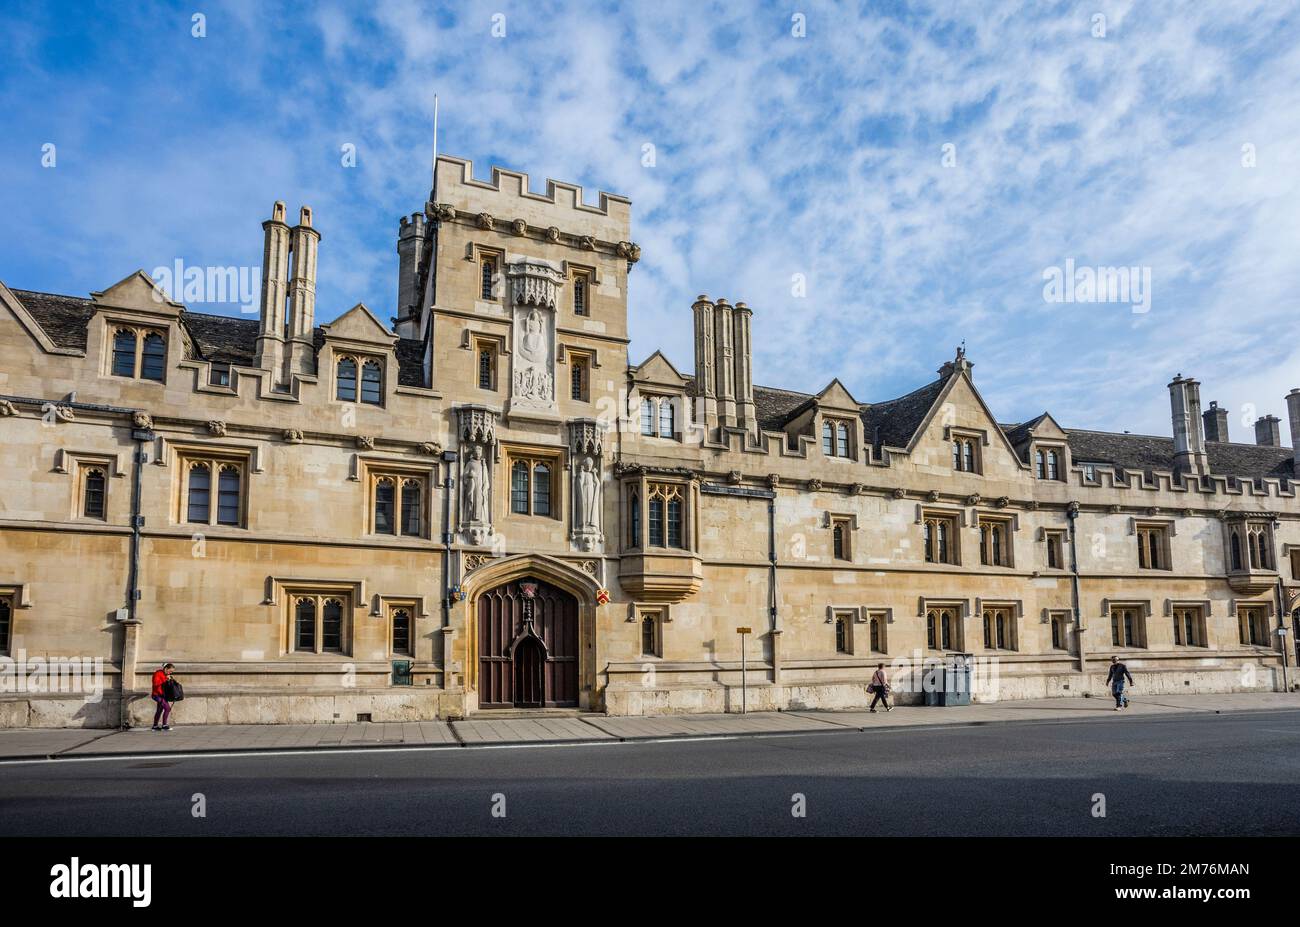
[2,156,1299,727]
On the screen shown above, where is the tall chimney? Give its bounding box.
[284,206,321,380]
[1202,401,1229,443]
[255,201,291,379]
[1286,389,1300,476]
[733,301,756,436]
[1168,375,1208,476]
[395,212,426,340]
[691,295,718,433]
[1254,415,1282,447]
[713,298,736,427]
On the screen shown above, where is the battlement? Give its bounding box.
[434,155,631,243]
[398,212,426,239]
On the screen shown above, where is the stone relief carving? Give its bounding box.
[431,203,456,222]
[477,212,495,231]
[356,435,375,450]
[44,403,75,423]
[507,259,564,414]
[418,442,442,456]
[807,479,823,492]
[464,553,494,573]
[616,241,642,267]
[0,400,17,416]
[283,429,304,444]
[546,226,561,243]
[511,218,527,236]
[207,420,227,437]
[132,412,152,430]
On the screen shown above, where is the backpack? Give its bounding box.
[162,678,185,702]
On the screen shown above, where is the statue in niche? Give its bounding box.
[575,456,601,530]
[463,445,490,524]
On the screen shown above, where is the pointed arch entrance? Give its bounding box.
[477,576,578,708]
[462,556,601,711]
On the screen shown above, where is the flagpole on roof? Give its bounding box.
[431,94,439,200]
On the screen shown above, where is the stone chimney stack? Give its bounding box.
[733,301,756,435]
[1287,389,1300,475]
[255,201,291,378]
[1254,415,1282,447]
[1168,375,1209,475]
[691,295,718,433]
[395,212,426,340]
[1202,401,1230,443]
[284,206,321,380]
[713,298,736,427]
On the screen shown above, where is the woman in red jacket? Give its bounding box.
[151,663,176,731]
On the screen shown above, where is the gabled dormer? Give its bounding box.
[780,378,863,461]
[320,303,400,408]
[89,271,185,385]
[1007,412,1072,481]
[631,350,689,442]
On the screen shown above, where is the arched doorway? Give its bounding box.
[477,576,579,708]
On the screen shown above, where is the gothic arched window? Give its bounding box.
[337,357,357,402]
[360,360,383,405]
[112,329,137,377]
[140,332,166,381]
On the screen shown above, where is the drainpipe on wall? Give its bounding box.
[120,422,153,729]
[440,449,458,690]
[1275,576,1291,694]
[1066,501,1087,675]
[768,494,780,686]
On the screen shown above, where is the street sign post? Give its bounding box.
[736,627,752,714]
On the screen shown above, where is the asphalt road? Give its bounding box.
[2,709,1298,836]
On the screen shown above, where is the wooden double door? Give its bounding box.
[477,577,579,708]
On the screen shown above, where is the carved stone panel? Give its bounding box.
[507,258,563,416]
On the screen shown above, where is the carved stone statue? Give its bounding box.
[463,445,489,524]
[575,456,600,530]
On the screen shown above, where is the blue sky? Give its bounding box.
[2,0,1298,440]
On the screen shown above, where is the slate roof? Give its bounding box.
[10,288,426,384]
[753,384,817,431]
[1064,429,1294,481]
[860,374,951,451]
[11,286,1296,482]
[8,289,95,351]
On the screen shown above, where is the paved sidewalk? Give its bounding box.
[0,691,1294,761]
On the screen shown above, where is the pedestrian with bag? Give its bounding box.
[869,663,893,713]
[1105,655,1134,711]
[150,662,181,731]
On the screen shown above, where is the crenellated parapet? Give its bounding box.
[432,156,634,263]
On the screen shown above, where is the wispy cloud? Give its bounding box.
[1,0,1297,441]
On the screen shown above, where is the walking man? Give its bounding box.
[869,663,893,712]
[151,662,176,731]
[1105,655,1134,711]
